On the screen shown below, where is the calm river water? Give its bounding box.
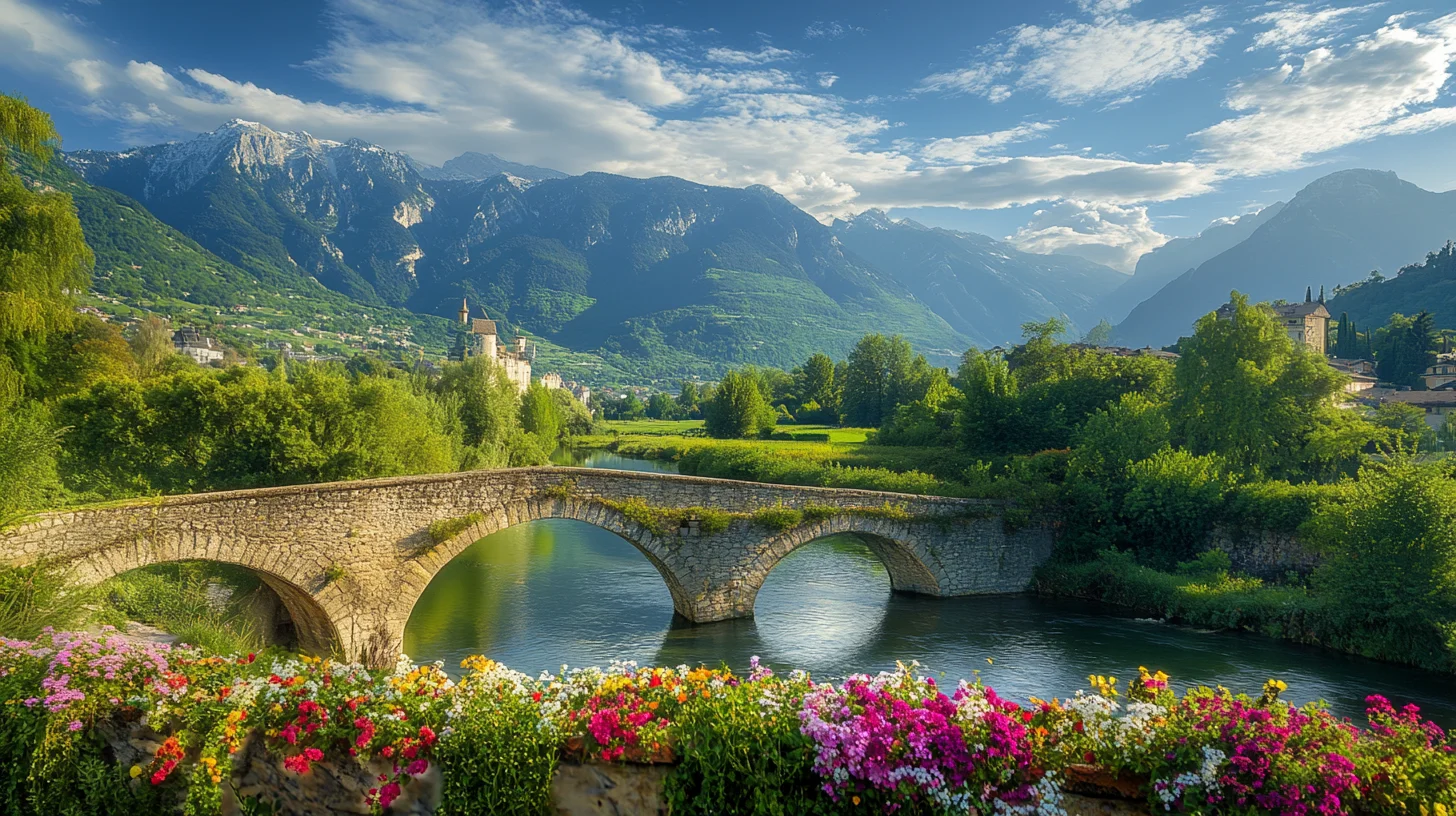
[405,449,1456,724]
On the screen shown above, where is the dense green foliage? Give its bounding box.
[703,369,776,439]
[1313,460,1456,670]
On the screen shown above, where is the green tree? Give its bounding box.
[1370,402,1437,454]
[792,352,840,422]
[549,388,593,438]
[876,369,962,446]
[1066,393,1172,481]
[131,315,177,378]
[0,96,93,350]
[646,392,679,420]
[956,349,1022,455]
[676,380,702,418]
[519,381,564,444]
[617,393,646,420]
[1080,318,1113,346]
[1313,460,1456,671]
[703,369,776,439]
[435,357,525,466]
[840,334,933,427]
[1170,292,1349,478]
[1374,311,1436,388]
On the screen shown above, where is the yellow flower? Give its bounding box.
[852,796,861,806]
[129,765,143,779]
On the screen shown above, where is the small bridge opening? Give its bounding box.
[752,534,894,663]
[403,519,681,675]
[96,561,330,655]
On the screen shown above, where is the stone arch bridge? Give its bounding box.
[0,468,1054,666]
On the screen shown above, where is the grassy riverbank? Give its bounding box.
[572,420,979,496]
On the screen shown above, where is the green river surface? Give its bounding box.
[403,449,1456,724]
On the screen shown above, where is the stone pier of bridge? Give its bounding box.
[0,468,1055,666]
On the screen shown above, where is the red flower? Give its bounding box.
[418,725,437,746]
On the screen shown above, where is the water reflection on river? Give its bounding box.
[404,518,1456,724]
[549,446,680,473]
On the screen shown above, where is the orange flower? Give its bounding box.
[676,693,687,703]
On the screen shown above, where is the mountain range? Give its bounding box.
[45,120,1456,381]
[54,120,1127,378]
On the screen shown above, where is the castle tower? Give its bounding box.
[457,297,470,325]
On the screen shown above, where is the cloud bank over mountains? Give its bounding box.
[1,0,1454,271]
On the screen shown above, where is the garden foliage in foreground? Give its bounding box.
[1,630,1452,815]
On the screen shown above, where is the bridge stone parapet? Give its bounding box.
[0,468,1055,666]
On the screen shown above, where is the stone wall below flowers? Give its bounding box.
[102,720,1149,816]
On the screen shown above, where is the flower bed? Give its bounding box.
[1,630,1452,815]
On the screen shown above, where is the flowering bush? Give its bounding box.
[798,662,1052,813]
[0,631,1453,816]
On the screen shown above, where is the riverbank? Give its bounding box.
[3,628,1451,816]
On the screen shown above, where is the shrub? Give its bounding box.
[750,505,803,532]
[428,512,485,544]
[1311,460,1456,672]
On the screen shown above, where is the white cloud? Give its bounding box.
[1194,14,1456,175]
[803,21,862,40]
[923,4,1226,103]
[0,0,1216,219]
[1008,200,1168,272]
[1248,3,1382,53]
[705,45,795,66]
[920,122,1057,164]
[816,72,837,88]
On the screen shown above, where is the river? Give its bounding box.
[405,448,1456,724]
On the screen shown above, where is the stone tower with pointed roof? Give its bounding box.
[451,298,532,392]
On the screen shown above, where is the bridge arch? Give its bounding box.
[736,515,947,615]
[378,497,699,655]
[58,542,341,657]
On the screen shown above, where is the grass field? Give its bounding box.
[574,422,978,497]
[600,419,706,435]
[597,420,872,443]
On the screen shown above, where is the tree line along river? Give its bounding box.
[401,447,1456,724]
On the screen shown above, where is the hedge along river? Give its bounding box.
[404,448,1456,725]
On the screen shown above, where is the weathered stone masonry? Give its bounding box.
[0,468,1055,666]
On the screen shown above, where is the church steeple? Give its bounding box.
[458,297,470,325]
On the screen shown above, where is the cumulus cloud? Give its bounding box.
[0,0,1216,219]
[1008,200,1168,272]
[1194,14,1456,175]
[922,3,1227,103]
[1248,3,1383,53]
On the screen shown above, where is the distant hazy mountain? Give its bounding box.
[409,151,567,183]
[1094,202,1285,325]
[1114,170,1456,348]
[831,211,1127,347]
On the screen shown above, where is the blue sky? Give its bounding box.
[2,0,1455,271]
